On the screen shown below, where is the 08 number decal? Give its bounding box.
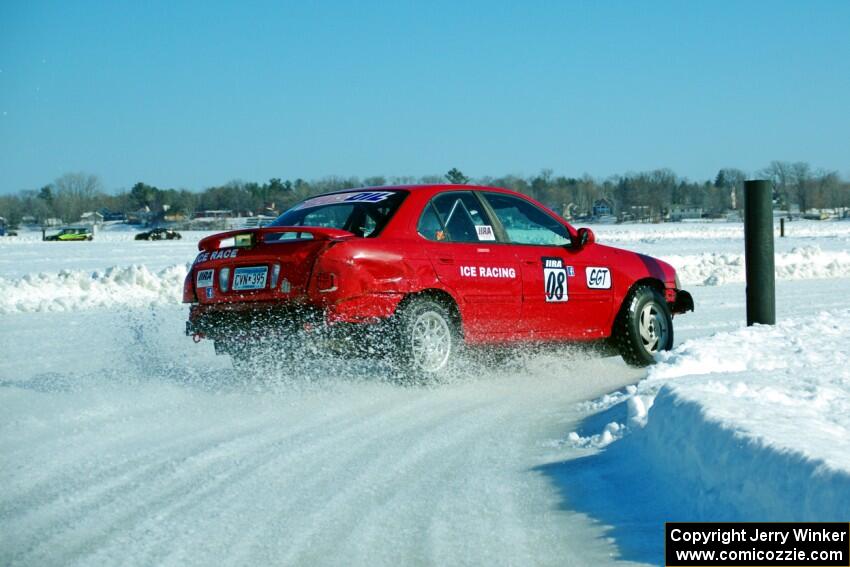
[542,257,568,303]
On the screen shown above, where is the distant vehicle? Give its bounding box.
[44,227,93,241]
[184,185,694,378]
[0,218,16,237]
[135,228,183,241]
[1,229,18,237]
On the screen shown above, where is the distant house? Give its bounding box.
[126,207,154,225]
[240,215,277,229]
[98,208,126,222]
[80,211,105,225]
[592,199,614,218]
[668,205,704,222]
[193,209,234,220]
[623,205,652,223]
[164,211,187,222]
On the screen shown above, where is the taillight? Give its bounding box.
[270,263,281,288]
[219,267,231,292]
[183,271,196,303]
[316,272,337,292]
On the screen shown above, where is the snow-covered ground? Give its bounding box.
[1,220,849,566]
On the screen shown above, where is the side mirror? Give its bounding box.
[577,227,595,248]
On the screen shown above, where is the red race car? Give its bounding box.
[184,185,693,376]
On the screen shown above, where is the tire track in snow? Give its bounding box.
[5,385,428,565]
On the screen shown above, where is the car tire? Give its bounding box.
[613,285,673,367]
[393,296,461,381]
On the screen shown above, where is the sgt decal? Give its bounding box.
[585,266,611,289]
[542,257,568,302]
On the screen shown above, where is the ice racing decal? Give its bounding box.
[205,287,214,299]
[475,225,496,241]
[195,249,238,263]
[586,267,611,289]
[196,269,214,288]
[542,257,568,302]
[459,266,517,278]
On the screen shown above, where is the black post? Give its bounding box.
[744,180,776,325]
[780,217,785,237]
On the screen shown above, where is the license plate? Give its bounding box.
[232,266,268,290]
[196,269,214,288]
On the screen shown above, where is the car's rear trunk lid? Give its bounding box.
[186,226,354,305]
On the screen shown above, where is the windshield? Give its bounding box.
[271,190,407,238]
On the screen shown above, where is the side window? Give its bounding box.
[430,192,496,243]
[482,193,571,246]
[417,203,447,241]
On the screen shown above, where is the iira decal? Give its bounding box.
[459,265,517,278]
[475,225,496,241]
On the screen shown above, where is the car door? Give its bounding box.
[479,192,613,340]
[417,191,523,340]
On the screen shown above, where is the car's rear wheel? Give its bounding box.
[393,297,460,380]
[613,285,673,367]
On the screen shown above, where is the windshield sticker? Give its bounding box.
[586,267,611,289]
[293,191,395,210]
[475,225,496,241]
[542,257,568,302]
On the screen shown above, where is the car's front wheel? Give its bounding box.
[613,285,673,367]
[393,297,460,380]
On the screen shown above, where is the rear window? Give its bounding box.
[270,190,407,238]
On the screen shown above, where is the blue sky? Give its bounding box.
[1,0,849,193]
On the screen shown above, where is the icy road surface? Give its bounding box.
[2,221,849,566]
[3,278,847,567]
[2,307,647,566]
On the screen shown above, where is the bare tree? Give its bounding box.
[760,161,794,212]
[791,161,813,212]
[52,172,103,222]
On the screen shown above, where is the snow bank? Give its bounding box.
[569,310,850,521]
[666,245,850,285]
[592,219,850,243]
[0,264,188,313]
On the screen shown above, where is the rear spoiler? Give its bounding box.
[198,226,354,252]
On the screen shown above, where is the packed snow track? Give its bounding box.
[1,307,645,566]
[2,221,849,566]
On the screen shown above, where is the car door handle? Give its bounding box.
[437,257,454,265]
[523,260,537,266]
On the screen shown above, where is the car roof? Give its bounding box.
[318,184,525,198]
